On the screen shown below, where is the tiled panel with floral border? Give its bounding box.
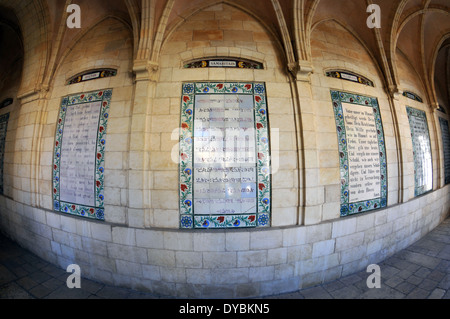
[0,113,9,195]
[406,106,433,196]
[53,89,112,220]
[179,82,271,229]
[439,117,450,185]
[331,90,387,217]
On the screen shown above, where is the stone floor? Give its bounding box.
[0,217,449,299]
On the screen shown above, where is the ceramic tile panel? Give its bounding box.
[53,89,113,220]
[184,58,263,69]
[330,90,387,217]
[179,82,271,229]
[406,106,433,196]
[325,71,374,87]
[439,117,450,185]
[67,69,117,85]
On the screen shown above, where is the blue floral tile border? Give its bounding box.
[331,90,387,217]
[179,82,271,229]
[53,89,112,220]
[406,106,433,196]
[0,113,9,195]
[439,117,450,185]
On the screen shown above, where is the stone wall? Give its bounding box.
[0,186,448,297]
[0,3,449,299]
[40,18,135,224]
[153,4,299,228]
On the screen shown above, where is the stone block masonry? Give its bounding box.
[0,185,448,298]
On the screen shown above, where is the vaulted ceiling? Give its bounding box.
[0,0,449,109]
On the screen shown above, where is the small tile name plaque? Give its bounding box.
[402,91,423,103]
[67,69,117,85]
[184,58,263,69]
[439,117,450,185]
[326,71,374,87]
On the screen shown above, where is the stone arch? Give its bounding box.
[152,3,300,228]
[429,33,450,110]
[0,7,24,201]
[157,1,287,68]
[396,48,428,103]
[309,18,402,218]
[42,16,135,224]
[311,18,387,89]
[0,0,51,98]
[124,0,141,59]
[392,7,450,103]
[53,15,134,87]
[0,9,24,101]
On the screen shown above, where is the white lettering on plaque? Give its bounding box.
[193,94,257,215]
[81,72,100,81]
[59,101,102,206]
[209,61,237,67]
[341,73,358,82]
[342,102,381,202]
[407,109,432,194]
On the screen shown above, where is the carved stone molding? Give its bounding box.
[388,85,402,101]
[288,60,314,82]
[133,60,159,82]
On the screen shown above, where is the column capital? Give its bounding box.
[430,102,440,111]
[133,60,159,82]
[288,60,314,82]
[388,85,402,100]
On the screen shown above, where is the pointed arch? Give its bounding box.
[311,18,388,89]
[428,33,450,109]
[52,15,133,89]
[125,0,142,59]
[150,0,174,62]
[396,48,429,104]
[304,0,321,62]
[155,0,286,66]
[3,0,52,99]
[391,6,450,97]
[271,0,296,67]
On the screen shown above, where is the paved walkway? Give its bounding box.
[1,217,449,299]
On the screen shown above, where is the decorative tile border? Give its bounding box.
[439,117,450,185]
[331,91,387,217]
[406,106,433,196]
[67,69,117,85]
[53,89,112,220]
[325,70,374,87]
[402,91,423,103]
[184,58,263,69]
[179,82,271,229]
[0,113,9,195]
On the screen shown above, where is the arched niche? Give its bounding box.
[153,3,299,228]
[43,17,135,225]
[0,7,24,200]
[310,19,398,219]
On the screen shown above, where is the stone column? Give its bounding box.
[128,60,159,227]
[15,90,48,208]
[431,103,443,190]
[387,89,413,203]
[288,60,324,225]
